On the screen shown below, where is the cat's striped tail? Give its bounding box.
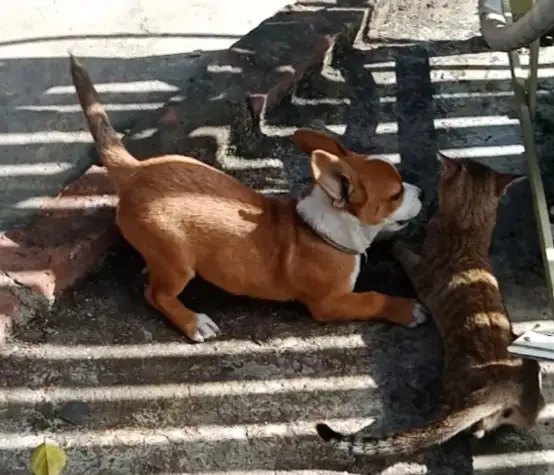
[315,402,501,458]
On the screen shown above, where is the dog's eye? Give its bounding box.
[502,408,513,418]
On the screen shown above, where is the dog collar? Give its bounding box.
[295,186,380,255]
[298,216,362,255]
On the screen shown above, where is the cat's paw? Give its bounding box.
[408,302,428,328]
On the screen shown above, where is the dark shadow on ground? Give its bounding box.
[0,50,218,232]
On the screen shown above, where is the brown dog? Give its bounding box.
[70,55,425,342]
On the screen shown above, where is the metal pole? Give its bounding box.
[505,0,554,320]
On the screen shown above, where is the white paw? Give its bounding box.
[408,302,428,328]
[190,313,221,343]
[472,429,486,439]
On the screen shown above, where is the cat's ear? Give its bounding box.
[436,151,448,164]
[437,151,462,181]
[494,172,526,197]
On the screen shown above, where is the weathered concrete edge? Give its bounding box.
[0,165,121,342]
[0,5,364,342]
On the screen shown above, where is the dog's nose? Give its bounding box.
[419,188,425,202]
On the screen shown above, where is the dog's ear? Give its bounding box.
[293,128,349,157]
[310,150,356,208]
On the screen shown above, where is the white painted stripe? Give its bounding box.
[434,115,518,129]
[374,122,397,135]
[0,375,378,404]
[0,131,93,145]
[365,61,396,70]
[375,115,518,135]
[206,65,242,74]
[219,157,283,170]
[257,188,290,195]
[267,116,517,138]
[0,115,524,148]
[369,144,524,163]
[369,57,551,70]
[8,404,552,456]
[1,334,367,360]
[294,98,351,106]
[265,125,346,137]
[0,417,374,450]
[17,103,165,113]
[45,81,179,95]
[0,162,74,176]
[379,89,553,103]
[0,41,231,60]
[474,450,554,470]
[441,144,524,158]
[430,54,539,68]
[430,68,554,82]
[3,327,544,378]
[372,67,554,85]
[15,194,116,210]
[1,320,545,363]
[0,118,523,149]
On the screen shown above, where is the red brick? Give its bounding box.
[140,6,368,157]
[0,166,119,305]
[208,7,366,117]
[0,289,20,341]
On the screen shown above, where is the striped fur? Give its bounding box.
[316,154,545,458]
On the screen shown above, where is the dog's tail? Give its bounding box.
[69,54,138,192]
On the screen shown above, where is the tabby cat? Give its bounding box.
[316,153,545,457]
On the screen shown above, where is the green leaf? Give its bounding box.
[30,442,67,475]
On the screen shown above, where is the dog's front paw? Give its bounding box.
[408,302,428,328]
[190,313,221,343]
[471,427,486,439]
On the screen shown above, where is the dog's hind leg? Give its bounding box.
[144,262,220,343]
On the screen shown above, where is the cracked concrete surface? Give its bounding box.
[4,0,554,473]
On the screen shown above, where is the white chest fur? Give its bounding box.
[349,255,361,291]
[296,187,381,255]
